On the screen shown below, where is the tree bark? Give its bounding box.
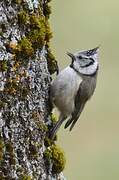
[0,0,65,179]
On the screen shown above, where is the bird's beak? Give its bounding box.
[67,52,75,59]
[92,46,100,53]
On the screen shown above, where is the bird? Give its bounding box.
[49,47,99,139]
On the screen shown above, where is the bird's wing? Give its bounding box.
[69,102,86,131]
[64,81,87,130]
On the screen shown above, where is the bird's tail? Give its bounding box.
[64,102,86,131]
[49,115,66,140]
[64,116,79,131]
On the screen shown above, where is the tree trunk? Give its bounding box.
[0,0,65,179]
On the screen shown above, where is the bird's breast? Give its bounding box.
[51,67,83,115]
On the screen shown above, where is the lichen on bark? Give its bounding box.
[0,0,65,179]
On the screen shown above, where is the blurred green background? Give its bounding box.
[50,0,119,179]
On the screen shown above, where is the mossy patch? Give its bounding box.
[29,15,43,29]
[13,1,57,76]
[31,111,48,132]
[4,78,18,95]
[21,175,32,180]
[18,11,29,25]
[27,15,52,50]
[44,144,66,174]
[4,77,30,98]
[27,29,45,50]
[12,0,22,4]
[15,37,34,59]
[0,31,4,37]
[46,45,59,74]
[50,113,57,124]
[0,97,8,110]
[17,12,53,51]
[0,137,4,161]
[44,136,53,147]
[29,143,38,158]
[43,3,52,19]
[5,142,15,165]
[4,0,57,100]
[38,122,48,132]
[0,100,5,110]
[0,60,8,72]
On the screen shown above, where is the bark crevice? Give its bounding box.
[0,0,65,179]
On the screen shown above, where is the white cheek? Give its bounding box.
[79,61,98,75]
[93,53,99,61]
[73,60,98,75]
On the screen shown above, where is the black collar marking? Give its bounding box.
[70,63,98,77]
[80,60,94,68]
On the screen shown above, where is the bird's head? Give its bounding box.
[67,47,99,75]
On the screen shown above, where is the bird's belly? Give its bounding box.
[53,77,82,116]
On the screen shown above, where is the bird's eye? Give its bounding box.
[78,56,83,59]
[90,58,94,62]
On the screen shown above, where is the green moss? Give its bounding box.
[30,15,42,29]
[0,23,6,33]
[13,2,53,71]
[18,11,29,25]
[4,78,30,97]
[28,29,45,50]
[44,147,52,161]
[12,0,22,3]
[0,137,4,161]
[51,113,57,124]
[38,122,48,132]
[31,111,48,132]
[28,15,52,49]
[0,60,8,72]
[45,22,52,42]
[44,144,66,174]
[0,98,8,110]
[51,145,66,174]
[29,144,38,158]
[47,50,58,74]
[46,46,58,74]
[21,175,32,180]
[20,87,30,98]
[16,37,34,59]
[0,100,5,110]
[5,142,15,165]
[7,0,57,99]
[35,142,42,149]
[44,137,53,147]
[4,79,17,95]
[43,3,52,19]
[16,167,32,179]
[17,15,51,52]
[0,31,4,37]
[44,113,57,141]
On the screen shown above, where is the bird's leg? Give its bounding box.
[49,114,66,140]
